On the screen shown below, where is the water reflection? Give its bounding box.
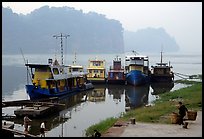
[88,85,106,102]
[125,84,150,110]
[150,82,174,95]
[3,81,183,137]
[106,85,125,106]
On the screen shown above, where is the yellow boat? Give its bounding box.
[87,58,106,84]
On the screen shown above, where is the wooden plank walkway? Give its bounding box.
[2,97,59,108]
[2,122,37,137]
[2,126,37,137]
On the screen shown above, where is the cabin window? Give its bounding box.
[93,62,100,66]
[73,68,78,72]
[119,73,122,78]
[100,70,103,74]
[94,70,98,73]
[60,68,64,73]
[53,68,59,75]
[110,73,113,78]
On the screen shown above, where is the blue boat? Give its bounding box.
[25,33,93,100]
[25,59,94,100]
[125,51,150,86]
[126,70,149,86]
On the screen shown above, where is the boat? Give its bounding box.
[25,33,93,100]
[68,52,94,90]
[107,56,126,84]
[125,51,150,86]
[87,58,106,84]
[150,50,174,82]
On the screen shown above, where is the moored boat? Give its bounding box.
[150,50,174,82]
[87,58,106,84]
[107,56,126,84]
[125,51,150,86]
[25,33,93,100]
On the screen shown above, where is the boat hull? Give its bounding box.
[150,75,174,82]
[107,71,126,84]
[87,78,106,84]
[26,84,93,100]
[126,70,149,86]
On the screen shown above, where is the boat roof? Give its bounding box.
[25,64,50,68]
[87,67,105,70]
[25,63,70,68]
[156,63,168,65]
[125,55,148,59]
[69,65,83,68]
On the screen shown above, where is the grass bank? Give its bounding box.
[85,80,202,137]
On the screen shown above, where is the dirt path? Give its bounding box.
[102,111,202,137]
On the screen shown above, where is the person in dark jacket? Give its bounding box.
[94,129,101,137]
[177,101,188,126]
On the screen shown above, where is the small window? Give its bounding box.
[53,68,59,75]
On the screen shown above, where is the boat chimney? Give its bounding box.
[48,58,53,64]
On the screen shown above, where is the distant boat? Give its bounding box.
[25,33,93,100]
[150,50,174,82]
[87,58,106,84]
[68,53,94,90]
[125,51,150,86]
[107,56,126,84]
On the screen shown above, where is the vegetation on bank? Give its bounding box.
[85,80,202,137]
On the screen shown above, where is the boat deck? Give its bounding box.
[14,104,59,118]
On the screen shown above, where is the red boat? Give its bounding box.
[107,56,126,84]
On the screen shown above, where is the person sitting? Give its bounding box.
[177,101,188,128]
[94,129,101,137]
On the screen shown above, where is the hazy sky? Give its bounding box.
[2,2,202,53]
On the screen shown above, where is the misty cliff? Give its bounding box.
[124,28,179,53]
[3,6,179,55]
[2,6,124,54]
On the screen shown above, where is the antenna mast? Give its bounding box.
[160,44,163,64]
[53,33,70,65]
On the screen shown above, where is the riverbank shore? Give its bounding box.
[85,80,202,137]
[102,111,202,137]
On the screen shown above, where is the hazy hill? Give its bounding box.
[2,6,179,55]
[124,28,179,52]
[2,6,124,54]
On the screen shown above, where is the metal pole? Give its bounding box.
[53,33,70,66]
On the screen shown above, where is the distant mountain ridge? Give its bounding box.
[124,28,179,52]
[2,6,179,54]
[2,6,124,54]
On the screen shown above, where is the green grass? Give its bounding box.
[85,117,118,137]
[85,81,202,136]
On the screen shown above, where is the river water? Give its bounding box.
[2,53,202,137]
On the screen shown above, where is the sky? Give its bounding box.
[2,2,202,54]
